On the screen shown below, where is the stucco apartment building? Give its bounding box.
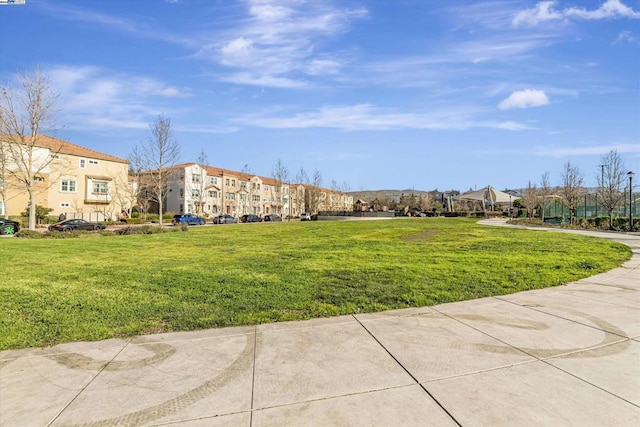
[163,163,353,218]
[0,135,130,220]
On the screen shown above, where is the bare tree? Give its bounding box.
[308,169,323,214]
[132,114,180,226]
[0,68,62,230]
[559,161,584,225]
[596,149,626,229]
[295,167,308,214]
[520,181,539,218]
[538,172,553,222]
[272,158,289,216]
[189,148,208,215]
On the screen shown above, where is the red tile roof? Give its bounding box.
[1,134,128,164]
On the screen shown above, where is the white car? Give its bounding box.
[300,212,311,221]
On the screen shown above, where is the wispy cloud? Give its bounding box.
[233,104,531,132]
[513,0,640,27]
[534,143,640,157]
[46,65,191,130]
[498,89,550,110]
[198,0,368,88]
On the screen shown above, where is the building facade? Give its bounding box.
[161,163,353,218]
[0,135,130,220]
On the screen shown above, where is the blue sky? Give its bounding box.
[1,0,638,192]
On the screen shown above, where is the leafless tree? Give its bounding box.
[0,68,62,230]
[559,161,584,225]
[596,149,626,229]
[189,148,209,215]
[295,167,308,214]
[272,158,289,216]
[132,114,180,226]
[308,169,323,214]
[520,181,539,218]
[538,172,553,222]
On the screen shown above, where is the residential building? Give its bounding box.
[0,135,130,220]
[159,163,352,218]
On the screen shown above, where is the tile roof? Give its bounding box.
[1,134,129,164]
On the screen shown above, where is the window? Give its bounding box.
[60,179,77,193]
[79,159,86,169]
[253,195,260,202]
[192,174,200,183]
[0,201,3,216]
[210,177,218,185]
[225,179,229,186]
[192,189,200,197]
[231,179,236,186]
[89,160,99,165]
[264,185,270,191]
[92,181,108,194]
[34,176,44,182]
[180,189,184,197]
[60,202,70,208]
[226,192,235,200]
[209,190,218,198]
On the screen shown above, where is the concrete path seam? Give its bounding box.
[46,338,134,427]
[352,314,463,427]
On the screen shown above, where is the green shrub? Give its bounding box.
[15,230,44,239]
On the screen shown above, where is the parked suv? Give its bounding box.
[172,214,206,226]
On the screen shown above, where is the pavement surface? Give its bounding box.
[1,219,639,426]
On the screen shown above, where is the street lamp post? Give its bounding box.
[628,171,635,231]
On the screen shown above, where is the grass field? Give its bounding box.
[0,218,631,350]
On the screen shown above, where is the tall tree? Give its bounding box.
[559,161,584,225]
[295,167,308,214]
[538,172,553,222]
[521,181,539,218]
[0,68,62,230]
[596,149,626,229]
[132,114,180,226]
[191,148,208,215]
[272,158,289,216]
[308,169,323,214]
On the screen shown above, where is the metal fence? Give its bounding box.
[543,192,638,220]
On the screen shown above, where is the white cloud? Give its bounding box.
[498,89,550,110]
[535,143,640,157]
[612,30,638,44]
[513,0,640,27]
[45,65,191,130]
[233,104,531,132]
[205,0,368,88]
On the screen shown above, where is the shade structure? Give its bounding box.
[460,186,513,205]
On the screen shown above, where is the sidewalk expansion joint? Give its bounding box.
[352,314,463,427]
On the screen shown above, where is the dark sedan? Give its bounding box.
[241,214,262,223]
[0,218,20,235]
[263,214,282,222]
[213,214,238,224]
[48,219,106,232]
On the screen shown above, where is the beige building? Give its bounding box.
[161,163,353,218]
[0,135,130,220]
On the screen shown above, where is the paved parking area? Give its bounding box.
[1,221,639,426]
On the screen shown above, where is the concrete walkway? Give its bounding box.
[1,220,639,426]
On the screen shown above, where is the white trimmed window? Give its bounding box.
[60,202,70,208]
[92,181,108,194]
[60,179,77,193]
[79,159,86,169]
[89,160,99,165]
[210,177,218,185]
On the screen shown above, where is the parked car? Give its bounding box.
[213,214,238,224]
[0,218,20,235]
[172,213,206,226]
[48,219,106,232]
[300,212,311,221]
[263,214,282,222]
[240,214,262,223]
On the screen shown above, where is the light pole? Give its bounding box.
[628,171,634,231]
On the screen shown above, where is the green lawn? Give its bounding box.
[0,218,631,350]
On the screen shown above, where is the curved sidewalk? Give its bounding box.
[1,221,639,426]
